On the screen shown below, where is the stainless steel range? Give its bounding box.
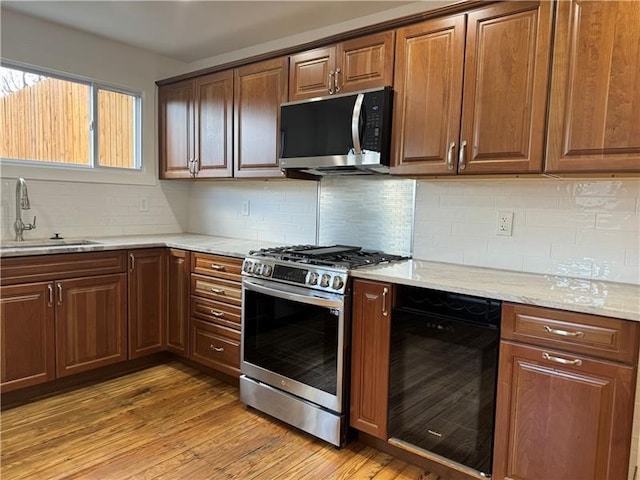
[239,245,406,446]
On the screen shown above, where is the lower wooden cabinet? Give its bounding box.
[56,273,128,377]
[128,249,166,359]
[191,319,240,377]
[349,279,393,439]
[166,249,191,357]
[189,252,243,377]
[493,304,640,480]
[0,282,56,392]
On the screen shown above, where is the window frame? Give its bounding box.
[0,61,143,172]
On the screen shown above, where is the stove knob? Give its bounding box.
[332,276,344,290]
[243,261,253,274]
[308,272,319,285]
[320,274,331,288]
[262,264,273,277]
[253,262,263,275]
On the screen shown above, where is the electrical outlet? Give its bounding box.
[242,200,250,216]
[496,211,514,236]
[139,197,149,212]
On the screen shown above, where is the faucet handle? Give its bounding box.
[24,216,37,230]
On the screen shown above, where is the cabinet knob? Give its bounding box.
[210,310,224,318]
[210,264,225,271]
[210,345,224,353]
[210,288,225,295]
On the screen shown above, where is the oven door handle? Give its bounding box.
[243,279,343,309]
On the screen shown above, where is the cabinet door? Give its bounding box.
[460,1,552,174]
[545,1,640,173]
[159,80,194,179]
[56,274,127,377]
[0,282,55,392]
[337,31,395,94]
[194,71,233,178]
[391,15,466,176]
[493,341,636,480]
[166,249,190,356]
[350,279,392,439]
[128,249,166,359]
[234,57,288,178]
[289,46,336,101]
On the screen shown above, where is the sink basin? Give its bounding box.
[0,239,101,249]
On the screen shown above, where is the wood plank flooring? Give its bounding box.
[1,362,444,480]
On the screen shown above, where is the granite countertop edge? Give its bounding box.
[2,234,638,322]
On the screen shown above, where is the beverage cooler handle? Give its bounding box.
[351,93,364,154]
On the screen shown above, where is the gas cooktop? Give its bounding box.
[248,244,407,269]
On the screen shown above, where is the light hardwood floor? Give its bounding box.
[1,362,443,480]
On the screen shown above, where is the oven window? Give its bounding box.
[244,289,340,395]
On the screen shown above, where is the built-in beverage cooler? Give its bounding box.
[388,286,501,477]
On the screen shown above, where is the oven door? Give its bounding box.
[241,277,347,413]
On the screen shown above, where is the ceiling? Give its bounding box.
[2,1,414,63]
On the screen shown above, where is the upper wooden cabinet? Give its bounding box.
[392,1,553,176]
[159,70,233,179]
[234,57,288,178]
[288,31,395,101]
[545,1,640,173]
[159,81,192,179]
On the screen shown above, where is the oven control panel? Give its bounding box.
[242,257,348,294]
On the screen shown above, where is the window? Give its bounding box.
[0,63,141,170]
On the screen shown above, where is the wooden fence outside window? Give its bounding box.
[0,77,135,168]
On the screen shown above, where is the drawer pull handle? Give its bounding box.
[210,264,225,271]
[210,310,224,318]
[542,352,582,367]
[543,326,584,338]
[210,288,225,295]
[210,345,224,352]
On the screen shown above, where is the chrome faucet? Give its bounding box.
[14,178,36,241]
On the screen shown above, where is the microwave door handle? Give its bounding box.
[279,129,285,158]
[243,278,343,309]
[351,93,364,154]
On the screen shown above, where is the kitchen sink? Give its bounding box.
[0,239,101,249]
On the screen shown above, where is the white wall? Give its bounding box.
[414,178,640,284]
[0,9,190,239]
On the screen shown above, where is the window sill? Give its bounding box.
[0,160,158,186]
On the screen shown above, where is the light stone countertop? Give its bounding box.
[0,233,283,260]
[1,234,638,321]
[351,259,640,322]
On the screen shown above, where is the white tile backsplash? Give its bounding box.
[0,178,189,240]
[2,174,637,285]
[414,178,640,284]
[187,180,318,245]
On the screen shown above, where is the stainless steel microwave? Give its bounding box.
[279,87,393,176]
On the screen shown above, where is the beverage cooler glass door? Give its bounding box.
[241,278,347,413]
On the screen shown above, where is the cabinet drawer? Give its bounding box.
[191,274,241,306]
[0,251,127,285]
[191,296,241,329]
[192,252,242,281]
[191,320,240,377]
[502,303,640,364]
